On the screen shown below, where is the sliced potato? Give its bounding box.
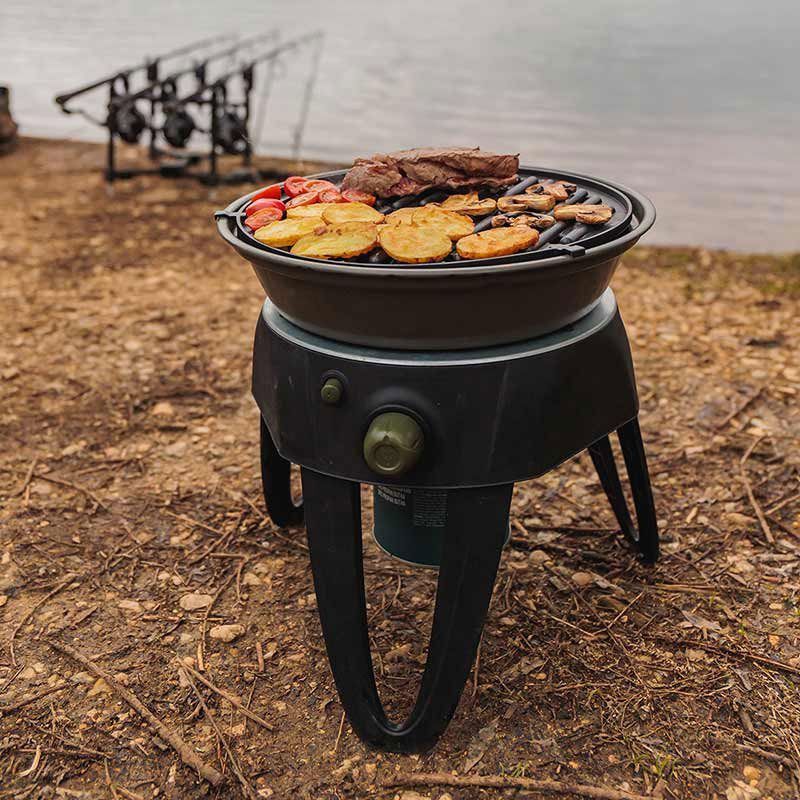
[286,202,340,219]
[254,217,325,248]
[383,207,417,227]
[456,227,539,260]
[378,224,452,264]
[290,221,378,259]
[411,206,474,240]
[498,194,555,213]
[553,204,613,224]
[433,192,497,217]
[321,202,384,224]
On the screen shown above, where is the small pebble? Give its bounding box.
[179,593,212,611]
[209,623,245,643]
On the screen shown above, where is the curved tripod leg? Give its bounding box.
[260,415,304,527]
[588,417,659,563]
[301,467,512,752]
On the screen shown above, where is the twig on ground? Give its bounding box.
[31,472,108,510]
[715,385,764,430]
[382,771,652,800]
[162,509,224,536]
[104,759,122,800]
[9,573,77,665]
[650,635,800,678]
[333,711,346,753]
[740,470,775,545]
[0,682,69,714]
[178,664,257,800]
[471,634,482,700]
[736,743,797,770]
[235,491,309,552]
[256,641,264,673]
[46,638,224,787]
[199,568,238,672]
[12,457,37,497]
[177,660,274,732]
[765,489,800,516]
[18,744,41,778]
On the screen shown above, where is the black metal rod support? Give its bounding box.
[260,416,304,527]
[302,468,513,752]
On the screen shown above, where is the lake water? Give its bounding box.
[2,0,799,251]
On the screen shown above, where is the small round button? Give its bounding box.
[363,412,424,477]
[320,377,343,405]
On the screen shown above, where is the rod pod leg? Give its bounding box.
[301,467,513,752]
[259,416,304,527]
[588,417,659,563]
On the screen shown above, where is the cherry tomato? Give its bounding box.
[341,188,376,206]
[283,176,309,198]
[245,206,283,231]
[285,191,321,209]
[251,184,282,202]
[319,188,344,203]
[246,197,286,216]
[302,179,338,194]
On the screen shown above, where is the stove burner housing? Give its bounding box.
[251,291,658,752]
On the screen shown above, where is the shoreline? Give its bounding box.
[8,136,799,258]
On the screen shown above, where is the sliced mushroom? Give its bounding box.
[576,207,613,224]
[526,181,577,201]
[553,204,614,225]
[497,194,555,213]
[433,192,497,217]
[492,213,555,230]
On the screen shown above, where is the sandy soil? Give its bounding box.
[1,138,799,800]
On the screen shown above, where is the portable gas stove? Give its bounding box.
[216,166,659,752]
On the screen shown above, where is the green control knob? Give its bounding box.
[363,412,424,477]
[320,377,344,405]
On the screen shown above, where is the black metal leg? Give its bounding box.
[588,417,659,563]
[301,467,512,752]
[260,416,304,527]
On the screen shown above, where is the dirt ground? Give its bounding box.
[1,138,799,800]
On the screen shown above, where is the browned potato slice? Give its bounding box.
[411,206,474,240]
[383,207,417,226]
[553,204,613,224]
[456,227,539,260]
[378,224,452,264]
[498,194,555,213]
[491,213,555,231]
[434,193,497,217]
[286,202,339,219]
[321,202,384,224]
[290,222,378,259]
[254,217,325,248]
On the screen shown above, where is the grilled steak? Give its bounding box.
[341,147,519,198]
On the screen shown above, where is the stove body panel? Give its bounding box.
[252,289,637,488]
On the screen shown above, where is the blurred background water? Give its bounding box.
[2,0,799,251]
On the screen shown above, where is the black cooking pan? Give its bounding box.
[216,166,655,349]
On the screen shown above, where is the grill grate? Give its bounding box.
[232,167,634,268]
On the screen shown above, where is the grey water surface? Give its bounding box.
[2,0,799,251]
